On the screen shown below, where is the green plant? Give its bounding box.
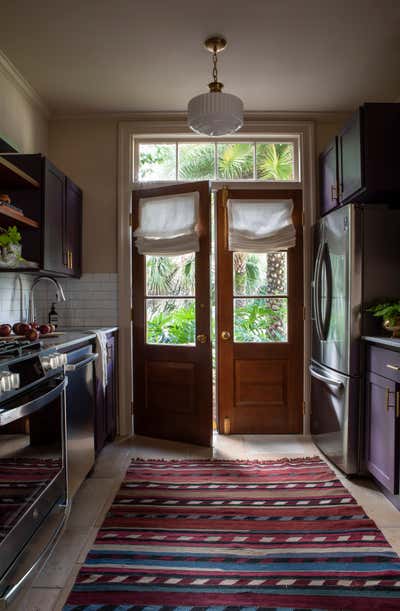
[0,225,21,248]
[366,300,400,326]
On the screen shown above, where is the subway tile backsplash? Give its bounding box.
[0,273,118,328]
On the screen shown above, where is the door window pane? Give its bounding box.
[217,143,254,180]
[138,144,176,181]
[146,254,195,297]
[256,143,295,181]
[234,298,288,343]
[178,143,215,180]
[146,299,195,345]
[233,252,287,296]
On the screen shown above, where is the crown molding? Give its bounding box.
[51,109,351,124]
[0,49,50,118]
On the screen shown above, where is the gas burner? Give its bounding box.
[0,340,43,360]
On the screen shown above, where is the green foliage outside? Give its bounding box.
[234,299,287,342]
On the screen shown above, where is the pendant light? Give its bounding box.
[187,36,244,137]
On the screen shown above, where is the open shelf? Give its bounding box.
[0,206,39,229]
[0,157,40,189]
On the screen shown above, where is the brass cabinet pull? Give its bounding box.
[196,334,207,344]
[331,184,337,201]
[221,330,231,341]
[70,251,73,269]
[387,364,400,371]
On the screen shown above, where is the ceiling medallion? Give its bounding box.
[187,36,244,137]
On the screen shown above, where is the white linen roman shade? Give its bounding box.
[134,192,200,255]
[227,198,296,253]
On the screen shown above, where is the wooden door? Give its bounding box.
[217,188,303,434]
[65,177,82,277]
[132,182,212,446]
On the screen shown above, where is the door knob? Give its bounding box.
[197,334,207,344]
[221,330,231,341]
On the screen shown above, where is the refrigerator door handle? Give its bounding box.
[313,241,324,341]
[309,364,344,391]
[320,243,333,341]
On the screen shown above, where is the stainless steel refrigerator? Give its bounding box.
[310,203,400,474]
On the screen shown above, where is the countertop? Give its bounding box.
[363,336,400,349]
[40,327,118,351]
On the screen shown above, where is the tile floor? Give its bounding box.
[11,433,400,610]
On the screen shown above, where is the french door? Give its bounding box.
[132,184,304,443]
[216,188,303,434]
[132,182,212,446]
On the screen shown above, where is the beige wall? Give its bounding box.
[48,118,117,273]
[0,63,48,153]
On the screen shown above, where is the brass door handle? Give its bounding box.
[221,330,231,341]
[197,334,207,344]
[387,364,400,371]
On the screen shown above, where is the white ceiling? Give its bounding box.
[0,0,399,115]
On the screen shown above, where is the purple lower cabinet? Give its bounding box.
[365,371,399,494]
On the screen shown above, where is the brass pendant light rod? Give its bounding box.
[204,36,227,93]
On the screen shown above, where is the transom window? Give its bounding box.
[134,138,300,183]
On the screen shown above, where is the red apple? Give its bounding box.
[49,324,56,333]
[25,328,39,342]
[12,323,21,335]
[39,324,51,336]
[18,323,31,335]
[0,324,11,337]
[30,322,40,330]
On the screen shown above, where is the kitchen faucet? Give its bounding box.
[28,276,66,322]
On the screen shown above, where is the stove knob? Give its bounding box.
[49,355,59,369]
[60,354,68,366]
[10,373,20,390]
[0,373,12,393]
[41,356,51,371]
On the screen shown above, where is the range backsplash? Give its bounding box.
[0,273,118,328]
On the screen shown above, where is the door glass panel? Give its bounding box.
[234,298,288,342]
[146,299,195,345]
[146,254,195,296]
[217,143,254,180]
[233,252,287,296]
[145,253,196,346]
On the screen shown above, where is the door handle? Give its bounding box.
[221,330,231,341]
[196,334,207,344]
[309,365,344,391]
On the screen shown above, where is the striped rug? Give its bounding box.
[64,457,400,610]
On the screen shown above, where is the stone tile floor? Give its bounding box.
[12,433,400,610]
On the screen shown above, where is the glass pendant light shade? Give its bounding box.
[187,36,244,137]
[188,91,244,136]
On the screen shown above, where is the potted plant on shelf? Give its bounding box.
[366,300,400,337]
[0,225,22,267]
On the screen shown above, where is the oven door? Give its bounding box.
[310,361,360,474]
[0,376,67,599]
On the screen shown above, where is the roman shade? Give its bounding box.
[227,198,296,252]
[134,192,199,255]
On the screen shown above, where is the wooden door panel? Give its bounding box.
[217,188,303,435]
[132,181,212,446]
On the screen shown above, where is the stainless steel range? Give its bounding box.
[0,338,70,606]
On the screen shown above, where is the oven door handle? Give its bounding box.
[0,377,67,427]
[64,353,98,372]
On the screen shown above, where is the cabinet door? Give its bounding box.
[319,138,338,216]
[42,159,66,274]
[338,109,364,203]
[65,178,82,277]
[365,372,399,493]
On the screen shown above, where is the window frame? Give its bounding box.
[133,135,301,184]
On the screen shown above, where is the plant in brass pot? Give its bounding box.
[0,225,22,266]
[367,300,400,337]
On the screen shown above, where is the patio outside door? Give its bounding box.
[216,188,304,434]
[132,181,212,446]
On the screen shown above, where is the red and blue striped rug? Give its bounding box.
[64,457,400,610]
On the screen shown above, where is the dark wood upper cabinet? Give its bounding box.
[0,154,82,277]
[319,103,400,216]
